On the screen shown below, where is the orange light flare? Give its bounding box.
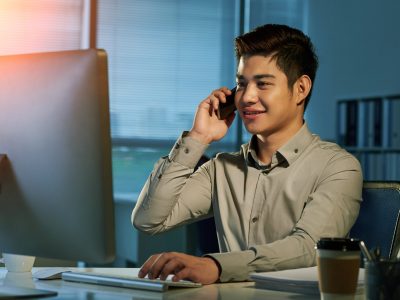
[0,0,83,56]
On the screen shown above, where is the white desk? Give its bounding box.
[0,267,363,299]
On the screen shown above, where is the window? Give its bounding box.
[0,0,88,56]
[96,0,239,200]
[0,0,308,202]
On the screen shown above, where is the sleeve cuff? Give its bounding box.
[168,131,209,168]
[205,250,256,282]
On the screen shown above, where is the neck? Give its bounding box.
[255,120,304,164]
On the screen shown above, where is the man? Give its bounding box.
[131,24,362,284]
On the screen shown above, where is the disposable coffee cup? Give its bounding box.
[316,238,360,300]
[0,253,36,273]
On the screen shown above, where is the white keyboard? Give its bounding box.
[62,271,202,292]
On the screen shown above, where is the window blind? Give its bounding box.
[0,0,86,56]
[96,0,238,142]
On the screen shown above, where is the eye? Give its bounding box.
[257,81,272,88]
[236,82,246,89]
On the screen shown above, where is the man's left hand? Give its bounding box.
[138,252,220,284]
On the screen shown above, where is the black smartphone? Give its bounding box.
[217,87,237,120]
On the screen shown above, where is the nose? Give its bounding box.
[239,84,259,105]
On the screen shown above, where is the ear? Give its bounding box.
[294,75,312,106]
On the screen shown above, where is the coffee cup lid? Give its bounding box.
[316,237,360,251]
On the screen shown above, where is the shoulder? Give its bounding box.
[210,149,245,167]
[212,151,241,164]
[309,137,362,175]
[215,150,241,160]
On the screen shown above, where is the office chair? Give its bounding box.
[350,182,400,260]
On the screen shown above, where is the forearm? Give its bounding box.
[206,230,316,282]
[132,132,212,234]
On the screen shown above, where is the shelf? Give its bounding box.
[337,95,400,181]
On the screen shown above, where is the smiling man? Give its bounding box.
[132,24,363,284]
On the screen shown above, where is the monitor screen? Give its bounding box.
[0,49,115,264]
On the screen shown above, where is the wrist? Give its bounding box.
[187,130,212,145]
[203,256,222,279]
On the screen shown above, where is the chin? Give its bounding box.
[243,124,262,135]
[244,123,280,138]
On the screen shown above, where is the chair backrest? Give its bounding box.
[350,182,400,260]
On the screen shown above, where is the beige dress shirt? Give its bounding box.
[132,123,363,282]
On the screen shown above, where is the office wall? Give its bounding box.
[305,0,400,141]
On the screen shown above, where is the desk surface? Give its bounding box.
[0,267,364,300]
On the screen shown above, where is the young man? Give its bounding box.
[131,24,363,284]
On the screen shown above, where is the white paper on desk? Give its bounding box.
[249,266,364,295]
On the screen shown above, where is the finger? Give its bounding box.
[208,95,222,113]
[215,86,230,95]
[211,88,227,96]
[207,88,231,113]
[148,252,178,279]
[159,258,184,281]
[203,97,219,117]
[138,254,161,278]
[212,88,231,102]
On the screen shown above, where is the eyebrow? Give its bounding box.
[236,74,276,80]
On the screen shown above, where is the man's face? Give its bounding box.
[235,55,303,139]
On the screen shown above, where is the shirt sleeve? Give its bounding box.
[131,132,213,234]
[207,152,363,282]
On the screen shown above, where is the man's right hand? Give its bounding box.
[188,87,236,144]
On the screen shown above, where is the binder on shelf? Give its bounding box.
[375,152,384,180]
[367,153,378,181]
[345,100,358,146]
[365,100,375,148]
[390,98,400,148]
[373,98,382,147]
[337,94,400,182]
[385,152,397,181]
[382,98,391,148]
[337,101,347,146]
[357,152,367,177]
[357,101,366,147]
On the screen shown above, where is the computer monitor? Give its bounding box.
[0,49,115,264]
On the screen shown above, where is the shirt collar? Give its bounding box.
[242,123,315,168]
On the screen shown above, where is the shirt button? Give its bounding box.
[184,148,189,154]
[252,216,259,223]
[175,144,180,149]
[294,148,299,153]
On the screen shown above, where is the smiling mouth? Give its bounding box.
[243,111,266,115]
